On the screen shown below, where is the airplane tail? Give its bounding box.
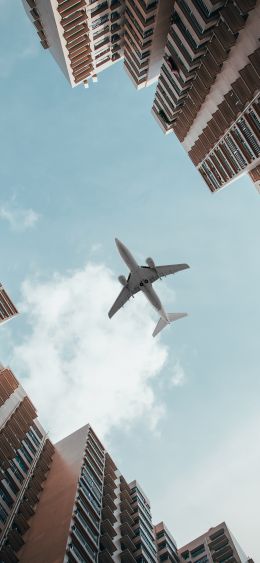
[152,313,187,337]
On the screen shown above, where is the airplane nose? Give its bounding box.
[115,238,121,248]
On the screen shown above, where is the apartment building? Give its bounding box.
[178,522,252,563]
[22,0,126,87]
[154,521,180,562]
[22,0,260,193]
[0,365,180,563]
[17,424,180,562]
[0,365,54,562]
[0,366,254,562]
[0,284,18,326]
[152,0,260,193]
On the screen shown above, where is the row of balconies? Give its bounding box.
[189,61,260,166]
[153,0,252,142]
[172,0,255,140]
[24,0,49,49]
[57,0,95,84]
[0,439,54,563]
[0,369,18,407]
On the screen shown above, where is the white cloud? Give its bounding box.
[170,360,186,387]
[12,262,171,441]
[0,204,39,231]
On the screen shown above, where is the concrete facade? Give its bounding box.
[178,522,252,563]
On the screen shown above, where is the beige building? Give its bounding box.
[178,522,253,563]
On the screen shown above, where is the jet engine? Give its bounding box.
[146,257,155,269]
[118,275,127,286]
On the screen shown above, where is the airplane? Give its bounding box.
[108,239,190,337]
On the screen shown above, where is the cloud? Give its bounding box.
[170,360,186,387]
[0,203,39,231]
[12,262,171,441]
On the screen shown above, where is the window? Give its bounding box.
[156,531,165,540]
[0,484,13,508]
[9,461,24,483]
[19,445,33,465]
[4,473,19,495]
[190,544,205,558]
[0,504,7,523]
[15,453,28,473]
[181,551,189,560]
[158,540,167,550]
[28,428,41,447]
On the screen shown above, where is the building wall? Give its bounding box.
[178,522,249,563]
[0,366,54,563]
[19,425,89,563]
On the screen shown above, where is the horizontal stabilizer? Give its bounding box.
[153,313,187,337]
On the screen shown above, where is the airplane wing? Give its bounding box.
[140,263,189,283]
[108,287,131,319]
[155,263,190,278]
[108,277,141,319]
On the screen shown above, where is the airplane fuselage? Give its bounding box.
[115,238,169,322]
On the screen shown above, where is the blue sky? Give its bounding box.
[1,1,260,559]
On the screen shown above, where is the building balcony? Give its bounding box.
[120,508,134,526]
[133,544,157,562]
[100,532,116,555]
[102,505,116,524]
[86,449,104,477]
[87,434,105,460]
[71,526,98,562]
[58,0,85,15]
[74,510,99,547]
[120,497,134,515]
[78,486,100,518]
[103,464,116,481]
[102,492,116,513]
[104,454,117,473]
[120,520,135,538]
[76,498,100,532]
[103,483,116,500]
[68,541,96,563]
[98,549,114,562]
[101,518,117,538]
[120,476,131,494]
[212,545,233,561]
[221,2,246,33]
[120,533,136,553]
[120,548,136,562]
[91,2,109,19]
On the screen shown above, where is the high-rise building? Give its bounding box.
[22,0,125,87]
[17,424,180,563]
[0,284,18,326]
[0,365,54,563]
[0,366,254,562]
[154,521,179,562]
[178,522,253,563]
[0,365,179,563]
[22,0,173,89]
[22,0,260,194]
[152,1,260,193]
